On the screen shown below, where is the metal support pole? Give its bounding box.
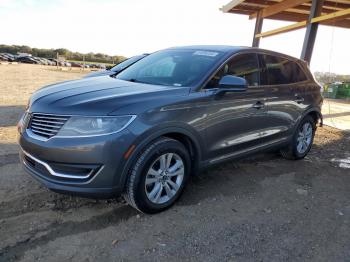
[300,0,324,63]
[252,11,263,47]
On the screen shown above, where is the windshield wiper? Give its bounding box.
[126,78,150,84]
[120,78,167,86]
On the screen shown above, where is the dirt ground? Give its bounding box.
[322,99,350,131]
[1,64,350,262]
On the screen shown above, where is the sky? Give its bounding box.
[0,0,349,74]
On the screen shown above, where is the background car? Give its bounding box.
[16,56,40,64]
[70,61,83,68]
[0,53,16,62]
[0,54,9,61]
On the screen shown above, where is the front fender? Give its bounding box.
[115,123,204,189]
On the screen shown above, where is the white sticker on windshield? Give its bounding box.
[193,51,219,57]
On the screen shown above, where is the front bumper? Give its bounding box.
[19,128,135,198]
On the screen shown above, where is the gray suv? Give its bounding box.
[18,46,323,213]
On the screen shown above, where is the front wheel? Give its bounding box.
[280,115,316,160]
[123,137,191,214]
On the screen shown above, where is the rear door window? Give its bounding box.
[262,55,307,85]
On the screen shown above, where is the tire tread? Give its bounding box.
[123,137,178,213]
[280,115,316,160]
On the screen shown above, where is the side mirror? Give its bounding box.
[217,75,248,93]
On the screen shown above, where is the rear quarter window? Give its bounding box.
[262,55,308,85]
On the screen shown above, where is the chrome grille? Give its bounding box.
[29,113,69,139]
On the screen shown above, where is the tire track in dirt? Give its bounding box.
[0,192,124,220]
[0,192,67,220]
[0,205,138,262]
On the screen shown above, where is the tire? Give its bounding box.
[123,137,191,214]
[280,115,316,160]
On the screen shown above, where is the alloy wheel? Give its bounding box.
[145,153,184,204]
[296,122,313,154]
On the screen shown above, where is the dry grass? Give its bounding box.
[0,64,91,151]
[0,64,89,106]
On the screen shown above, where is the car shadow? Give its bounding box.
[323,111,350,119]
[178,127,349,206]
[0,105,26,127]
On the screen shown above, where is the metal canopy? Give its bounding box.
[220,0,350,62]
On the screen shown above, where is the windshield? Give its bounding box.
[111,55,146,72]
[116,49,224,87]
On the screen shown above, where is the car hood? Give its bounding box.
[29,76,190,115]
[84,70,114,78]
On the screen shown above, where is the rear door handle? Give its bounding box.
[294,95,304,103]
[252,101,264,109]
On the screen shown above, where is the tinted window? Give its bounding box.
[262,55,307,85]
[111,55,146,72]
[116,49,224,87]
[206,53,260,89]
[138,56,176,77]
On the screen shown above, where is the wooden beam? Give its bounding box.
[255,8,350,38]
[311,7,350,22]
[220,0,245,13]
[228,0,350,19]
[267,12,350,27]
[326,0,350,5]
[303,2,344,11]
[255,21,307,38]
[244,1,339,16]
[228,9,254,15]
[243,2,314,15]
[321,18,350,28]
[269,11,309,21]
[249,0,311,19]
[322,1,350,9]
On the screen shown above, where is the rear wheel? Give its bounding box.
[123,137,190,214]
[280,115,316,160]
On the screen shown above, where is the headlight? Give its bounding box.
[25,98,32,110]
[56,115,136,137]
[18,111,31,134]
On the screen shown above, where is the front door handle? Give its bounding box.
[252,101,264,109]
